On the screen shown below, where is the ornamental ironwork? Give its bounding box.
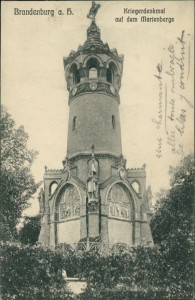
[56,242,137,255]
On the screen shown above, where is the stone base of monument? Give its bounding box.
[66,278,87,295]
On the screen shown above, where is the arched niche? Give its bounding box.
[106,61,121,90]
[106,182,135,245]
[83,55,103,68]
[106,68,113,84]
[56,184,81,221]
[107,183,133,220]
[87,157,99,177]
[68,63,80,87]
[86,58,99,79]
[49,181,58,196]
[131,180,141,194]
[83,56,103,80]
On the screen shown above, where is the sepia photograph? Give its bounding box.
[1,1,194,299]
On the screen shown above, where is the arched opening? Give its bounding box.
[74,69,80,84]
[72,116,77,130]
[106,68,113,84]
[86,57,99,80]
[49,182,58,195]
[107,61,118,86]
[132,181,140,194]
[112,115,115,129]
[69,64,80,87]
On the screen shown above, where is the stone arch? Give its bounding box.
[131,179,142,194]
[85,56,102,79]
[105,180,136,245]
[53,181,82,246]
[53,181,82,216]
[106,68,113,84]
[106,181,135,220]
[106,60,121,89]
[68,62,80,86]
[67,60,80,72]
[106,60,120,73]
[49,181,58,196]
[83,55,103,68]
[105,180,137,211]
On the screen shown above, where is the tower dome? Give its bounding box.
[83,20,104,50]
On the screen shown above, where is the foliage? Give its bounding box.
[64,242,193,299]
[0,106,40,240]
[150,154,194,298]
[65,155,194,299]
[64,251,126,288]
[0,242,74,300]
[151,154,194,244]
[63,247,175,299]
[1,153,193,299]
[18,215,41,245]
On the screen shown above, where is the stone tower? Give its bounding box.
[38,2,153,251]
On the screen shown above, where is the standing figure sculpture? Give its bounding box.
[87,158,98,201]
[87,1,101,20]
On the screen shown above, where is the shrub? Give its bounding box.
[18,215,41,245]
[0,242,74,300]
[64,246,193,299]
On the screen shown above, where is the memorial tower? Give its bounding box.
[38,2,153,251]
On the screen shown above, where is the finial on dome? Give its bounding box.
[87,1,101,21]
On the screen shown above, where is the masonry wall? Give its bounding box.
[108,219,133,245]
[67,93,122,157]
[57,219,80,244]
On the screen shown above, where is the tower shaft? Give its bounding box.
[67,93,122,156]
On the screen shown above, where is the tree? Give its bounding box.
[150,154,194,297]
[18,215,41,245]
[0,106,40,240]
[151,154,193,246]
[1,242,72,300]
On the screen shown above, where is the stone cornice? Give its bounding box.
[68,152,120,163]
[63,48,123,67]
[68,82,120,104]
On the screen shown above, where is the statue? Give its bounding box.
[118,154,127,168]
[87,173,98,201]
[87,147,99,201]
[146,186,153,208]
[62,156,72,169]
[38,188,45,214]
[87,1,101,20]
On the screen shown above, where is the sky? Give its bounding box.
[1,1,194,216]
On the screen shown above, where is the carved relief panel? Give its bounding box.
[59,185,80,220]
[107,184,131,220]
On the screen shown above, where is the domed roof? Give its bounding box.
[83,20,105,50]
